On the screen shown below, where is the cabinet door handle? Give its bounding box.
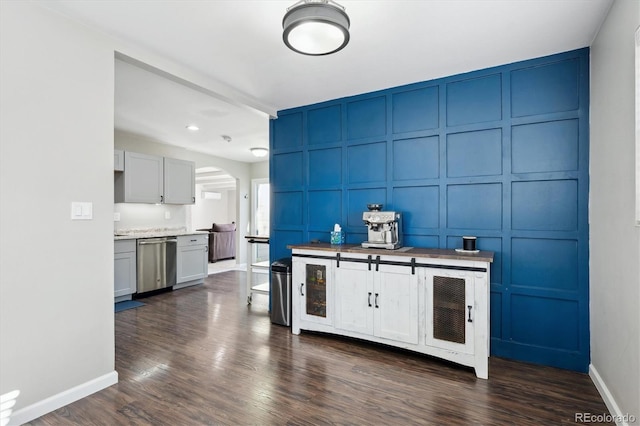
[368,292,372,307]
[192,196,195,203]
[160,195,164,203]
[468,305,473,323]
[375,293,379,308]
[300,283,304,296]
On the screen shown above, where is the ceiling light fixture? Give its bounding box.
[186,124,199,131]
[283,0,350,56]
[250,147,269,158]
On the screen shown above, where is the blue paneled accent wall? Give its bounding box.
[269,49,590,372]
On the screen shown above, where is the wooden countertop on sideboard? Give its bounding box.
[287,243,494,263]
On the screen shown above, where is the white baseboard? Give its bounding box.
[589,364,631,426]
[8,371,118,426]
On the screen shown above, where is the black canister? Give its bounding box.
[463,236,477,251]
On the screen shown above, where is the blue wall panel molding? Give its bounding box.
[270,48,590,372]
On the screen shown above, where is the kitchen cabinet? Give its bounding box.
[115,151,163,203]
[335,259,419,345]
[163,157,195,204]
[292,255,334,331]
[114,149,124,171]
[114,240,136,302]
[114,151,195,204]
[175,234,208,288]
[290,244,492,379]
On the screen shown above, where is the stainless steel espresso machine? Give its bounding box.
[362,204,403,250]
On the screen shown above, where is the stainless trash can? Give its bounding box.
[270,257,292,326]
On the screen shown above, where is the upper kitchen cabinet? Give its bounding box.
[114,149,124,171]
[163,157,195,204]
[115,151,163,203]
[114,151,195,204]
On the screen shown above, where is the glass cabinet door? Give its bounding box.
[305,263,327,317]
[294,257,333,326]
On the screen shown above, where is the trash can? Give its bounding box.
[270,257,292,326]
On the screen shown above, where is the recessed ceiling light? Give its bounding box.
[186,124,199,131]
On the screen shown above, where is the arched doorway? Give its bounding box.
[190,166,238,230]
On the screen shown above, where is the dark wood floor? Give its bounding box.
[28,271,611,425]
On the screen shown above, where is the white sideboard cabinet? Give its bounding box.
[290,245,493,379]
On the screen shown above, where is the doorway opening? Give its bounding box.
[251,178,270,263]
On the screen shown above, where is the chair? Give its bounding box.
[197,222,236,263]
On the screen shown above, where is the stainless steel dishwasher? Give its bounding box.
[137,237,177,294]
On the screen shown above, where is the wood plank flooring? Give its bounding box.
[28,271,612,425]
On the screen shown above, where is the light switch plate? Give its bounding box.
[71,202,93,220]
[114,212,121,222]
[165,211,171,219]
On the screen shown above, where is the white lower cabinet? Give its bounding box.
[291,247,490,379]
[334,260,371,335]
[374,264,420,344]
[175,234,208,288]
[424,269,475,355]
[114,240,136,302]
[292,256,334,330]
[335,260,418,345]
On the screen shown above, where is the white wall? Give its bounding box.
[251,159,269,180]
[0,3,267,422]
[0,1,117,422]
[114,203,188,231]
[590,0,640,422]
[192,184,235,229]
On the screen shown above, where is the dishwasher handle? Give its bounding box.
[138,238,178,245]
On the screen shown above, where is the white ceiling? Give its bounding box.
[40,0,613,164]
[114,58,269,163]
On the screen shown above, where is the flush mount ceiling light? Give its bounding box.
[250,147,269,157]
[283,0,350,56]
[186,124,199,131]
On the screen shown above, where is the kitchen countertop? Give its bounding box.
[114,228,209,240]
[287,243,494,263]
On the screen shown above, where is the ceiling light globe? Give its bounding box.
[283,2,350,56]
[287,21,346,55]
[250,147,269,158]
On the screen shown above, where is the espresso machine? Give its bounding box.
[362,204,403,250]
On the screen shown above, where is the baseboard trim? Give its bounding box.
[8,371,118,426]
[589,364,630,426]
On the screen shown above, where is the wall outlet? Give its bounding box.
[165,211,171,220]
[114,212,121,222]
